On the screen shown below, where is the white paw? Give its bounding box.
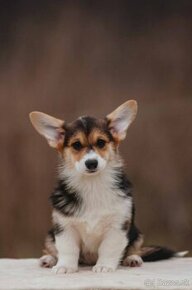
[39,255,57,268]
[92,265,115,273]
[52,265,78,274]
[123,254,143,267]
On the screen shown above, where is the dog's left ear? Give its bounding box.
[106,100,138,140]
[29,111,65,149]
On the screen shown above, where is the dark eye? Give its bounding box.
[72,141,83,151]
[96,139,106,148]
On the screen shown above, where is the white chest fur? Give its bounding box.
[53,170,132,257]
[52,163,132,264]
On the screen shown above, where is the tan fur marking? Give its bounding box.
[67,132,88,162]
[140,246,158,256]
[79,252,98,266]
[68,132,88,147]
[43,235,58,258]
[88,129,109,144]
[125,234,144,257]
[63,129,113,162]
[94,147,109,159]
[70,147,88,162]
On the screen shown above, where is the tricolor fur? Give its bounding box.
[29,100,186,274]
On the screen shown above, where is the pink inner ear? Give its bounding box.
[108,124,121,141]
[56,128,65,142]
[45,126,65,148]
[109,116,126,132]
[108,117,128,141]
[51,128,65,150]
[109,125,118,135]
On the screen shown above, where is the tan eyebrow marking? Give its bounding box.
[88,129,109,145]
[68,131,88,147]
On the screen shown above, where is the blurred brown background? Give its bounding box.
[0,0,191,258]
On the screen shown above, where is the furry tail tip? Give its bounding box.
[174,251,189,257]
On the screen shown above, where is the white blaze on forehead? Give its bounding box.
[75,150,106,174]
[83,150,98,161]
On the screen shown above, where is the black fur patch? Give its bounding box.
[114,171,141,251]
[119,177,143,256]
[128,223,141,246]
[47,223,64,242]
[50,180,82,216]
[114,171,133,198]
[47,228,55,242]
[122,222,142,260]
[53,223,64,235]
[113,171,138,241]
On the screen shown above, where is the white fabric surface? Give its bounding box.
[0,258,191,290]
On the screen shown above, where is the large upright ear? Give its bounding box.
[29,111,65,149]
[106,100,138,140]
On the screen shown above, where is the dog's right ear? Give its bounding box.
[29,111,65,149]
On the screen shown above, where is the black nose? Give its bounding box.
[85,159,98,171]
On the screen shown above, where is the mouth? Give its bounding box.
[85,169,98,175]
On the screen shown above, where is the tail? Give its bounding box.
[141,246,188,262]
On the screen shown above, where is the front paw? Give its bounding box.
[52,264,78,274]
[92,265,116,273]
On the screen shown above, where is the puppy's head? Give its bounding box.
[29,100,137,175]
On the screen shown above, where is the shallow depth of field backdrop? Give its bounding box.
[0,0,191,258]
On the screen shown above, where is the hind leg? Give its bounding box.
[123,254,143,267]
[40,254,57,268]
[40,231,58,268]
[122,234,144,267]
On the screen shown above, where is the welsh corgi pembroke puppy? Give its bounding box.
[29,100,187,274]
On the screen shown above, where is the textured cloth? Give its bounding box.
[0,258,191,290]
